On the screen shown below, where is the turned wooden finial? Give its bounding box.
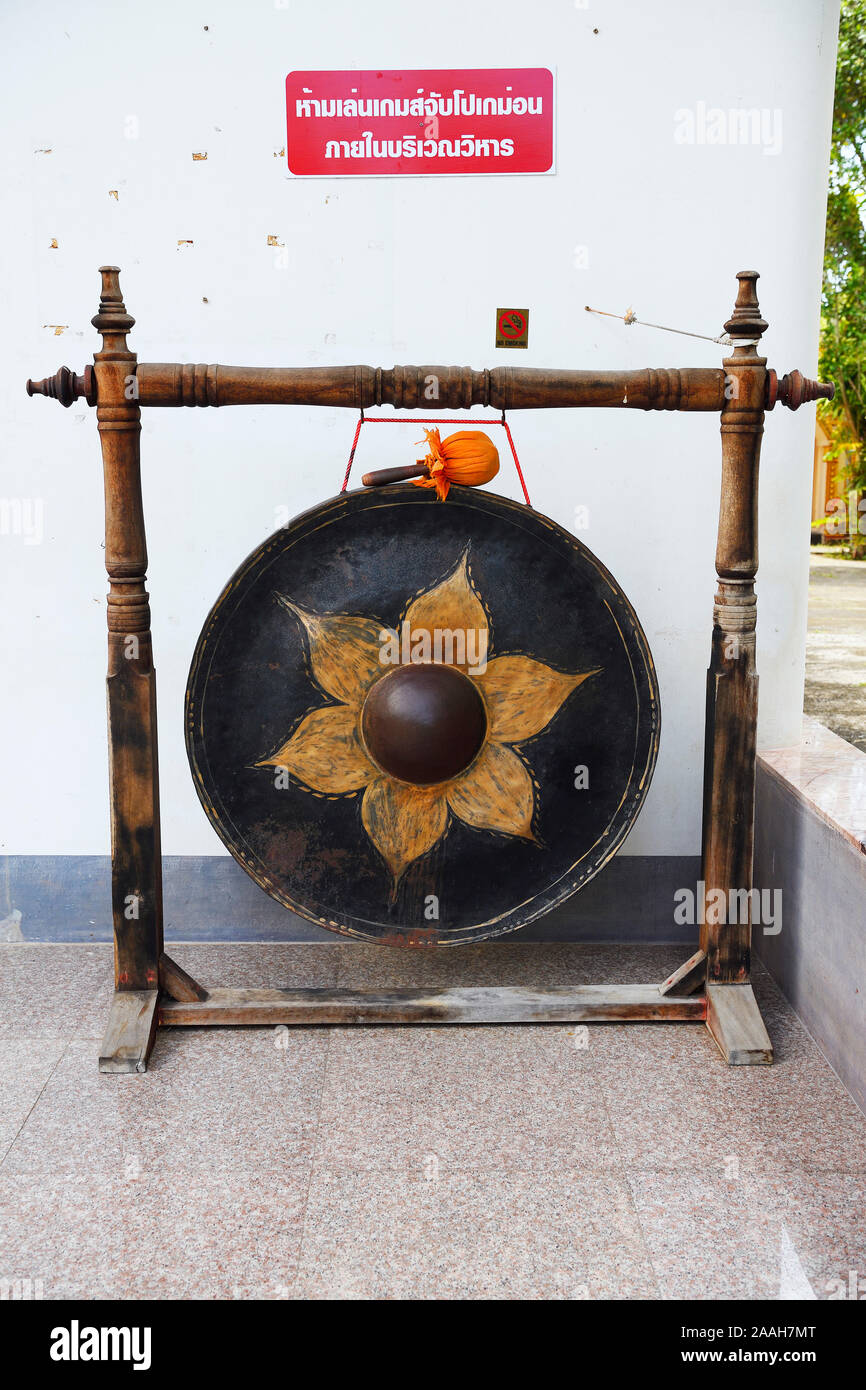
[765,367,835,411]
[92,264,135,341]
[25,266,135,405]
[724,270,769,340]
[26,364,95,406]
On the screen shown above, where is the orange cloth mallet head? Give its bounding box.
[361,428,500,500]
[412,428,500,500]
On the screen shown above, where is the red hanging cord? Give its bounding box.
[340,410,365,494]
[340,413,532,507]
[499,414,532,508]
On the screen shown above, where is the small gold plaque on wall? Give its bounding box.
[495,308,529,348]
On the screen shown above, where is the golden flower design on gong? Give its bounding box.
[257,555,600,889]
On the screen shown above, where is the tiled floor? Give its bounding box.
[1,942,865,1300]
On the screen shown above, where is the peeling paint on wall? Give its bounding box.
[0,910,23,943]
[49,239,58,249]
[43,325,67,335]
[267,235,283,247]
[177,240,194,248]
[192,152,208,160]
[108,189,118,200]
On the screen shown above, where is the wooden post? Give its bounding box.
[93,267,161,1073]
[701,271,772,1063]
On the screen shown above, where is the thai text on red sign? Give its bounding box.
[285,69,554,176]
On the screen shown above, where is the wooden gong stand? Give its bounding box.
[27,267,833,1073]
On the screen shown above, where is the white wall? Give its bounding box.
[0,0,839,859]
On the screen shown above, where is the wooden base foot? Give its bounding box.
[705,983,773,1065]
[98,989,159,1074]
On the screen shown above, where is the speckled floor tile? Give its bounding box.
[0,1168,309,1299]
[160,942,340,992]
[294,1168,659,1299]
[315,1024,616,1172]
[590,1021,866,1174]
[1,1033,329,1185]
[0,1037,67,1151]
[0,943,340,1045]
[628,1169,866,1301]
[760,1170,866,1298]
[0,945,111,1038]
[1,943,863,1300]
[333,941,686,990]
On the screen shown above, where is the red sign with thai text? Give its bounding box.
[285,69,554,177]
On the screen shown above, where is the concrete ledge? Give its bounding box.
[755,717,866,1113]
[1,852,699,944]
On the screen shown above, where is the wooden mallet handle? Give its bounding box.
[361,463,430,487]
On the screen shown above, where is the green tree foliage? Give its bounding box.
[820,0,866,493]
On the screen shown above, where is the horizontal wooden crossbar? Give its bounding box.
[158,984,707,1027]
[133,363,729,413]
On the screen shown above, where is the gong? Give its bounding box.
[185,485,660,945]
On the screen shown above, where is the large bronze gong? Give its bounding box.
[186,484,660,945]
